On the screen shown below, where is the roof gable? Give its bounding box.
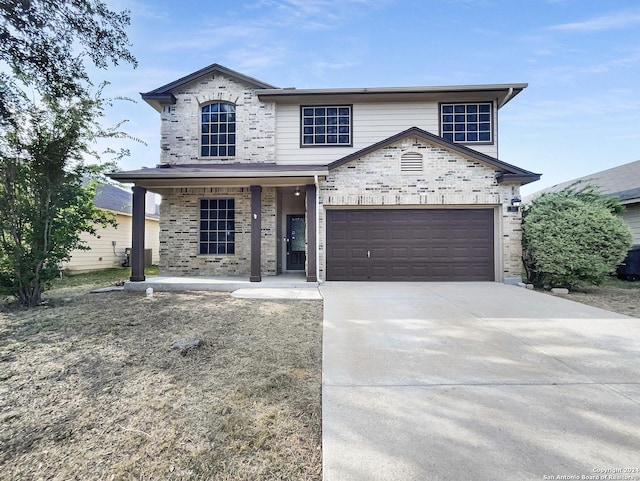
[141,63,278,111]
[328,127,540,185]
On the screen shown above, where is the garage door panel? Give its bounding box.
[410,247,429,259]
[390,229,409,241]
[370,229,389,241]
[390,247,409,258]
[326,209,494,281]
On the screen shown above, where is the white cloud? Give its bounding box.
[106,0,169,20]
[223,46,289,72]
[155,25,268,52]
[549,10,640,32]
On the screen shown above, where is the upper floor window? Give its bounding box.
[301,105,352,146]
[201,103,236,157]
[441,102,492,143]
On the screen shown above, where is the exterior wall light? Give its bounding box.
[294,187,301,197]
[507,197,522,212]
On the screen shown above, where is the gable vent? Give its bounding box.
[401,152,423,173]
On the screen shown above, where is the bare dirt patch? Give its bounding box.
[0,289,322,480]
[545,279,640,318]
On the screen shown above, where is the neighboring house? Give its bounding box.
[110,63,540,283]
[62,183,160,273]
[526,160,640,246]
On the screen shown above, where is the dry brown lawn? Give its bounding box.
[545,278,640,318]
[0,289,323,480]
[3,273,635,481]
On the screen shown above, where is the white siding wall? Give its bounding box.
[63,214,160,273]
[274,101,498,165]
[620,203,640,244]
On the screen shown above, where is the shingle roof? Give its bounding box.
[93,183,160,218]
[529,160,640,203]
[140,62,527,112]
[94,183,133,214]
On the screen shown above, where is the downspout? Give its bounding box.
[498,87,514,108]
[497,87,514,159]
[314,175,320,283]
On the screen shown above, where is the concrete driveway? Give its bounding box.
[320,282,640,481]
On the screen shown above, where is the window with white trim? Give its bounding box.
[199,199,235,255]
[441,102,492,143]
[301,105,352,146]
[201,103,236,157]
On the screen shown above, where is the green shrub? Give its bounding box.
[522,186,632,289]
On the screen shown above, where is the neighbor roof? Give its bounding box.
[93,183,159,218]
[529,160,640,203]
[94,183,132,213]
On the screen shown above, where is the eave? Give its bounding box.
[257,83,528,107]
[108,164,328,190]
[612,187,640,205]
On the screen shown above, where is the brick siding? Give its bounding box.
[159,73,276,165]
[157,187,277,276]
[318,135,523,281]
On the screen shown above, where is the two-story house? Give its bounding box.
[109,63,540,284]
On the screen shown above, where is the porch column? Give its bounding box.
[305,184,318,282]
[250,185,262,282]
[130,185,146,282]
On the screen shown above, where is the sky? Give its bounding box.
[96,0,640,196]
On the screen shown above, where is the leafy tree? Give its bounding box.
[522,186,632,289]
[0,0,137,306]
[0,0,136,118]
[0,94,122,306]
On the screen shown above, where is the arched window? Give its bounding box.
[201,103,236,157]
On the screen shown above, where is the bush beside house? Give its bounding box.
[522,188,632,289]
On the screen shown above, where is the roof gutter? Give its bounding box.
[498,87,514,108]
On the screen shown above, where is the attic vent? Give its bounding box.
[401,152,423,173]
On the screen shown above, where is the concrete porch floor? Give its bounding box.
[123,271,318,293]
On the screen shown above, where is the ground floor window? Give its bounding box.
[199,198,235,254]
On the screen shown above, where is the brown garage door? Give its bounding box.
[326,209,494,281]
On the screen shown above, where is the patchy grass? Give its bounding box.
[0,266,159,298]
[550,276,640,318]
[51,266,160,290]
[0,288,322,480]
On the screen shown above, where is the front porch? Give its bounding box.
[108,163,328,285]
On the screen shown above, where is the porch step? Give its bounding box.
[123,275,318,292]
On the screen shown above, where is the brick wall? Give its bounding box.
[317,135,523,281]
[157,187,277,276]
[159,73,276,165]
